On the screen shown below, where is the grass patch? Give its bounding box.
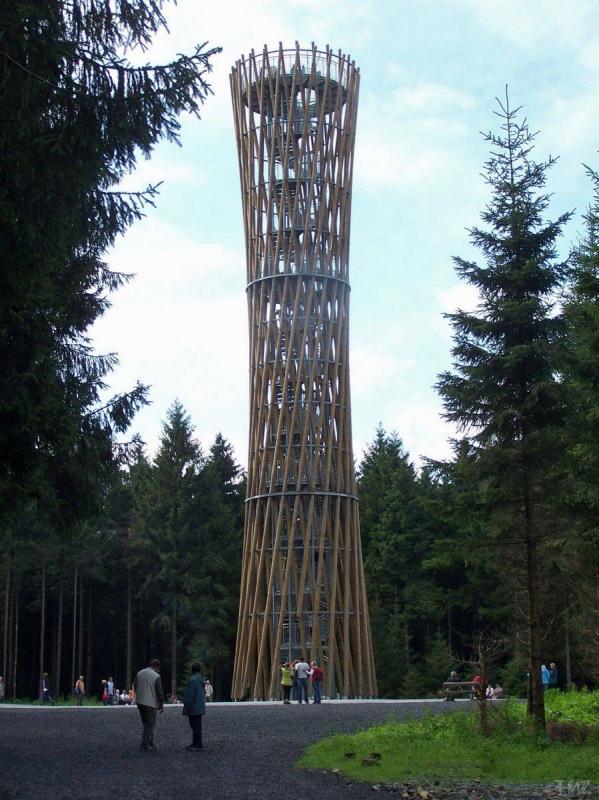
[297,689,599,785]
[2,697,106,706]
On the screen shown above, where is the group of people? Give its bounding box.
[444,670,504,700]
[100,678,136,706]
[280,658,324,704]
[541,662,559,689]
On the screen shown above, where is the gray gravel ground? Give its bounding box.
[0,700,461,800]
[1,701,595,800]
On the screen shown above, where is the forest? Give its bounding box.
[1,2,598,715]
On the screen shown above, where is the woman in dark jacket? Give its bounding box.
[182,662,206,751]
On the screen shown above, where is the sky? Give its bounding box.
[91,0,599,470]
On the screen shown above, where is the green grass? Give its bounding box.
[297,690,599,785]
[2,697,105,706]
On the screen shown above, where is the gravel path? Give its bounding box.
[1,701,595,800]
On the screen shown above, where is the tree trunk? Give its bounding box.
[523,471,545,730]
[85,583,93,696]
[3,557,10,682]
[6,577,13,696]
[71,563,78,693]
[479,649,489,736]
[126,568,132,690]
[12,588,19,701]
[55,575,64,699]
[171,598,177,698]
[39,555,47,701]
[564,606,572,689]
[78,574,84,676]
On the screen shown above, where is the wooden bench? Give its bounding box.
[441,681,478,700]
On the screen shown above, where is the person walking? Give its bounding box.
[182,662,206,751]
[107,676,115,705]
[0,675,5,703]
[309,661,324,704]
[74,675,85,706]
[295,657,310,704]
[134,659,164,751]
[549,662,559,688]
[280,662,294,704]
[41,673,55,705]
[204,680,214,703]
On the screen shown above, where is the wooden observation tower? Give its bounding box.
[230,43,376,700]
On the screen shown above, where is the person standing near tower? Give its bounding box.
[182,662,206,751]
[280,662,294,704]
[41,672,55,705]
[74,675,85,706]
[134,659,164,751]
[309,661,324,704]
[295,657,310,704]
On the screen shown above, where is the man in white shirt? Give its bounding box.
[134,659,164,751]
[294,657,310,704]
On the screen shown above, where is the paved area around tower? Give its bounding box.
[0,700,463,800]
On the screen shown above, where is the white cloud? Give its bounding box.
[351,346,415,396]
[353,391,457,469]
[354,78,476,190]
[92,217,248,460]
[387,395,457,465]
[103,217,241,295]
[355,131,447,187]
[438,284,480,314]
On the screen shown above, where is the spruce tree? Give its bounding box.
[436,92,572,729]
[359,427,445,696]
[131,407,243,699]
[561,165,599,679]
[0,1,221,519]
[132,401,203,696]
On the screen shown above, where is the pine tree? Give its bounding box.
[436,92,572,729]
[359,427,446,696]
[132,401,204,696]
[185,436,243,699]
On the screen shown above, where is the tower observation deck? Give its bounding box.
[230,43,376,700]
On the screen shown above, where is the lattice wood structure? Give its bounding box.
[230,43,376,700]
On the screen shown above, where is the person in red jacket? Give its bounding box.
[309,661,324,704]
[471,674,482,700]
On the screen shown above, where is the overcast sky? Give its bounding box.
[91,0,599,469]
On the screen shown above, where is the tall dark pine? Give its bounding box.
[0,1,220,522]
[436,93,571,730]
[562,166,599,679]
[132,401,204,697]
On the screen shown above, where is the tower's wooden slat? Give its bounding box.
[231,43,376,699]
